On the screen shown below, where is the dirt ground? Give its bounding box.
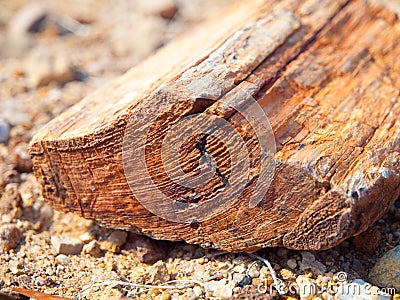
[0,0,399,299]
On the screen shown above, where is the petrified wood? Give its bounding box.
[29,0,400,252]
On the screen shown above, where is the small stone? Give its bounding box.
[369,245,400,290]
[232,273,251,287]
[277,248,289,258]
[233,264,246,274]
[353,227,381,254]
[161,291,172,300]
[123,233,168,264]
[0,120,10,144]
[280,268,295,280]
[296,275,316,300]
[82,240,102,257]
[79,232,95,243]
[51,236,83,255]
[259,266,271,279]
[247,267,260,278]
[0,224,21,251]
[19,275,31,284]
[214,283,233,299]
[192,286,203,298]
[107,230,128,247]
[287,258,297,269]
[34,276,46,286]
[55,254,71,265]
[147,261,170,283]
[10,266,22,275]
[205,279,233,299]
[300,251,327,275]
[10,143,33,173]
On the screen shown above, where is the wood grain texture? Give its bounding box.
[29,0,400,252]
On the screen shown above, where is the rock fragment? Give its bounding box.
[100,230,128,253]
[147,261,170,284]
[0,224,22,251]
[204,279,233,299]
[300,251,327,275]
[55,254,71,265]
[287,258,297,270]
[107,230,128,247]
[82,240,102,257]
[369,246,400,290]
[51,236,83,255]
[123,233,168,264]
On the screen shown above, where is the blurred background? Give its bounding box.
[0,0,238,152]
[0,0,238,195]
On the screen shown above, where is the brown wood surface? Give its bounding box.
[29,0,400,252]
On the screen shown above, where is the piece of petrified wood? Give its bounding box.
[29,0,400,252]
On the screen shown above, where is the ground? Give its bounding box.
[0,0,399,299]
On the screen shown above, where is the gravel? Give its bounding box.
[0,0,399,299]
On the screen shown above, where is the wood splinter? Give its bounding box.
[29,0,400,252]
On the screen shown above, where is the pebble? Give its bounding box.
[277,248,289,258]
[204,279,233,299]
[192,286,203,298]
[369,245,400,290]
[353,227,381,254]
[335,279,391,300]
[247,266,260,278]
[259,266,271,279]
[55,254,71,265]
[280,268,295,280]
[147,261,170,284]
[51,236,83,255]
[296,275,316,300]
[19,275,31,284]
[232,273,251,287]
[107,230,128,247]
[0,224,21,251]
[0,120,10,144]
[9,143,33,174]
[123,233,168,264]
[300,251,327,275]
[34,276,46,286]
[79,232,95,243]
[82,240,102,257]
[287,258,297,269]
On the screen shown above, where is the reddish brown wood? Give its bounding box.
[29,0,400,252]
